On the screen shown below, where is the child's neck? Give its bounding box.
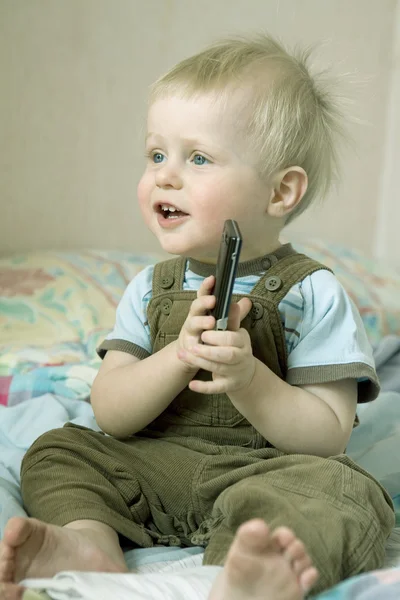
[188,242,295,278]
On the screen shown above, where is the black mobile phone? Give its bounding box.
[211,220,242,331]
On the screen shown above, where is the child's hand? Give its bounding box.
[177,297,254,393]
[177,275,216,373]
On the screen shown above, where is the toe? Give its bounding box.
[4,518,32,549]
[292,555,313,577]
[284,539,313,577]
[222,520,272,586]
[0,543,15,565]
[300,566,319,593]
[0,561,15,584]
[0,582,26,600]
[235,519,271,553]
[285,538,307,562]
[0,543,16,583]
[271,526,297,552]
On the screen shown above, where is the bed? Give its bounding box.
[1,239,400,599]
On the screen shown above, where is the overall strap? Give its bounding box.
[250,252,333,305]
[152,256,187,295]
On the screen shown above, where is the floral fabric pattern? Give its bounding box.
[0,268,55,297]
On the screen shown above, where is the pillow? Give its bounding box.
[291,238,400,345]
[0,250,159,375]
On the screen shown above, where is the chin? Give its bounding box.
[157,241,209,261]
[157,240,190,256]
[163,246,197,258]
[154,233,192,256]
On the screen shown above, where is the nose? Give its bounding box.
[155,161,183,190]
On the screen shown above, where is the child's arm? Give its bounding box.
[228,363,357,457]
[90,276,216,438]
[179,299,357,457]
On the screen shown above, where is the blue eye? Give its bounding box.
[193,154,209,165]
[152,152,165,164]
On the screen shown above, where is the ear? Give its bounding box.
[267,167,308,218]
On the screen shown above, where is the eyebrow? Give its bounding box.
[145,133,214,147]
[145,132,158,141]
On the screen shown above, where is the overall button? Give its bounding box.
[251,302,264,320]
[262,255,278,270]
[262,258,271,270]
[160,298,173,315]
[160,275,174,289]
[265,276,282,291]
[269,255,278,266]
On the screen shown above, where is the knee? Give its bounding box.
[20,425,99,508]
[21,425,95,478]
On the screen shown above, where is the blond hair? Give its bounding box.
[150,34,346,223]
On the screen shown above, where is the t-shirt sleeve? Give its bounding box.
[280,270,379,402]
[96,265,153,360]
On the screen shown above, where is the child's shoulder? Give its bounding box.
[281,268,355,328]
[125,263,155,300]
[297,268,349,305]
[291,268,359,331]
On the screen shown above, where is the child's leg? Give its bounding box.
[0,517,127,583]
[18,425,155,550]
[19,424,199,546]
[2,424,210,583]
[200,454,394,595]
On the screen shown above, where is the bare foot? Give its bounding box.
[0,517,128,584]
[208,519,318,600]
[0,582,26,600]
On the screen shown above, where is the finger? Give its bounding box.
[189,378,229,395]
[184,315,216,336]
[191,343,239,364]
[238,297,253,321]
[177,349,225,374]
[197,275,215,298]
[227,298,252,332]
[227,302,241,332]
[189,293,216,317]
[201,328,244,348]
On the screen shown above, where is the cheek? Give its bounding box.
[193,193,227,230]
[193,175,234,215]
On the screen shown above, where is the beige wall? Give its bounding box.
[375,0,400,266]
[0,0,397,260]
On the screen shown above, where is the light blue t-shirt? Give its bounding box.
[104,263,376,387]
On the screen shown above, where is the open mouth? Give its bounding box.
[157,203,188,219]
